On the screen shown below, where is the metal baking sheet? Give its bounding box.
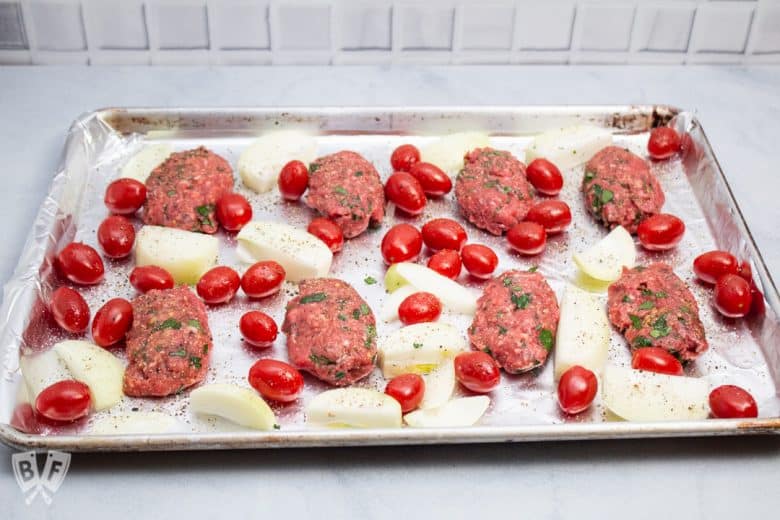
[1,106,778,452]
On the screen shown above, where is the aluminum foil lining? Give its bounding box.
[0,106,777,451]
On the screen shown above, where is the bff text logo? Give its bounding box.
[12,450,71,505]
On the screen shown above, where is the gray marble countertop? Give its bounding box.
[0,65,778,519]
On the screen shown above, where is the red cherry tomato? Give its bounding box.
[390,144,421,172]
[408,162,452,197]
[241,261,286,299]
[398,292,442,325]
[631,347,684,376]
[97,215,135,259]
[35,380,91,422]
[454,351,501,394]
[384,172,427,216]
[427,249,462,279]
[248,358,304,403]
[526,158,563,196]
[307,217,345,253]
[196,266,241,305]
[737,261,752,281]
[647,127,681,160]
[507,222,547,256]
[714,274,752,318]
[385,373,425,413]
[50,287,90,333]
[380,223,422,264]
[240,311,278,349]
[461,244,498,279]
[735,262,765,317]
[216,192,252,232]
[748,279,766,317]
[104,178,147,215]
[637,213,685,251]
[129,265,174,293]
[709,385,758,419]
[91,298,133,347]
[421,218,467,252]
[524,200,572,234]
[693,250,739,284]
[557,365,598,415]
[56,242,105,285]
[278,160,309,201]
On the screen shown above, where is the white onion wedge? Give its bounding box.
[15,381,29,405]
[572,269,612,293]
[389,262,477,315]
[120,143,172,182]
[602,365,709,422]
[135,225,218,285]
[419,359,456,410]
[306,388,402,429]
[90,412,183,435]
[525,125,613,170]
[379,284,417,323]
[53,340,124,411]
[378,322,468,378]
[190,384,277,431]
[573,226,636,282]
[404,396,490,428]
[383,263,406,293]
[238,131,317,193]
[236,221,333,282]
[420,132,490,175]
[553,286,609,380]
[19,350,70,404]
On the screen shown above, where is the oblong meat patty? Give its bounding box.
[283,278,377,386]
[469,270,560,373]
[607,263,708,361]
[455,148,536,235]
[582,146,664,233]
[305,151,384,238]
[143,146,233,234]
[124,287,212,397]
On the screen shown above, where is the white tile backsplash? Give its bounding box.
[30,0,86,51]
[515,2,575,50]
[35,49,88,63]
[751,3,780,53]
[337,3,391,50]
[86,0,148,50]
[460,3,514,50]
[690,2,754,53]
[0,49,32,63]
[3,0,777,65]
[0,2,27,48]
[513,50,570,64]
[153,48,209,63]
[454,51,511,64]
[577,4,636,51]
[90,49,151,65]
[334,49,392,64]
[209,0,269,50]
[153,1,209,50]
[213,49,272,64]
[399,5,454,50]
[634,4,695,52]
[275,3,331,50]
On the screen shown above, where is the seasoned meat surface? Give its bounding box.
[455,148,536,235]
[283,278,377,386]
[469,270,559,373]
